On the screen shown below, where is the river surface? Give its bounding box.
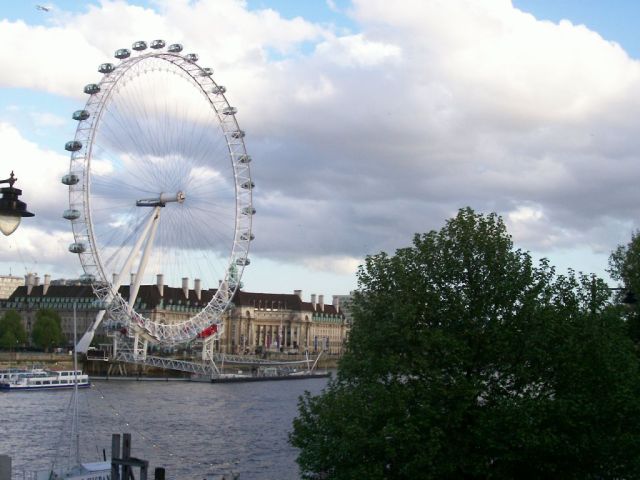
[0,376,330,479]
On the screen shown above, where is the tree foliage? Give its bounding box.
[291,207,640,479]
[0,309,27,350]
[31,309,64,351]
[608,231,640,342]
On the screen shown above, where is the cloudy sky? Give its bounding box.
[1,0,639,300]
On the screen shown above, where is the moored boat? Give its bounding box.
[34,461,111,480]
[0,368,90,391]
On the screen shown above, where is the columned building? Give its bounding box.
[1,275,348,355]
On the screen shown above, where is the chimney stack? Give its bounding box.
[294,290,302,300]
[310,294,316,309]
[332,295,340,313]
[318,295,324,312]
[25,273,34,295]
[43,274,51,295]
[157,274,164,297]
[194,278,202,301]
[182,277,189,299]
[34,275,40,287]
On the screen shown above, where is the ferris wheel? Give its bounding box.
[62,39,254,353]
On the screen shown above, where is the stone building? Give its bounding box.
[1,275,349,355]
[0,274,23,300]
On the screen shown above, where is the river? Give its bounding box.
[0,376,330,479]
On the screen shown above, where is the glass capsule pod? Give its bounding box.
[62,209,81,220]
[222,106,237,115]
[237,154,252,163]
[98,63,115,74]
[84,84,100,95]
[132,40,148,51]
[68,242,86,254]
[61,174,80,185]
[80,273,95,283]
[185,53,198,62]
[240,180,255,190]
[115,48,131,59]
[201,67,213,76]
[242,206,256,216]
[150,39,166,49]
[236,258,250,266]
[65,140,82,152]
[231,130,245,139]
[72,110,90,121]
[168,43,183,53]
[240,232,255,241]
[211,85,226,95]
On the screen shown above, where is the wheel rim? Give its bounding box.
[64,42,254,344]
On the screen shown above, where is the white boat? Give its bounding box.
[0,368,90,391]
[0,367,28,382]
[35,461,111,479]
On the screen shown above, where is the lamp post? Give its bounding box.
[0,171,34,235]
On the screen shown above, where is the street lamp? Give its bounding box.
[0,171,34,236]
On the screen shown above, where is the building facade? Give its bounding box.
[1,275,349,355]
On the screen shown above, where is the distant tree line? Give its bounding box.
[0,308,64,352]
[291,207,640,479]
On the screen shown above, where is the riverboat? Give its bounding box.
[0,368,90,391]
[0,367,28,382]
[35,461,111,480]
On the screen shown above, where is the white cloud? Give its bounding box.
[2,0,640,289]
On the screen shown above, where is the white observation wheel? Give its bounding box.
[63,40,254,351]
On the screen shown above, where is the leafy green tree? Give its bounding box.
[0,309,27,350]
[291,207,640,479]
[608,231,640,342]
[31,309,64,352]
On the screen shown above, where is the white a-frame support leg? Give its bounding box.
[130,206,161,360]
[76,206,164,353]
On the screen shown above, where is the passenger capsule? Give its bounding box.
[241,206,256,216]
[68,242,86,254]
[98,63,115,74]
[240,180,254,190]
[61,174,80,185]
[211,85,226,95]
[237,154,252,163]
[65,140,82,152]
[132,41,148,51]
[235,258,250,266]
[201,67,213,76]
[80,273,95,283]
[150,39,166,49]
[185,53,198,62]
[115,48,131,59]
[84,84,100,95]
[240,232,255,241]
[222,106,237,115]
[168,43,183,53]
[72,110,90,121]
[231,130,245,139]
[62,209,81,220]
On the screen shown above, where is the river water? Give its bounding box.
[0,376,330,479]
